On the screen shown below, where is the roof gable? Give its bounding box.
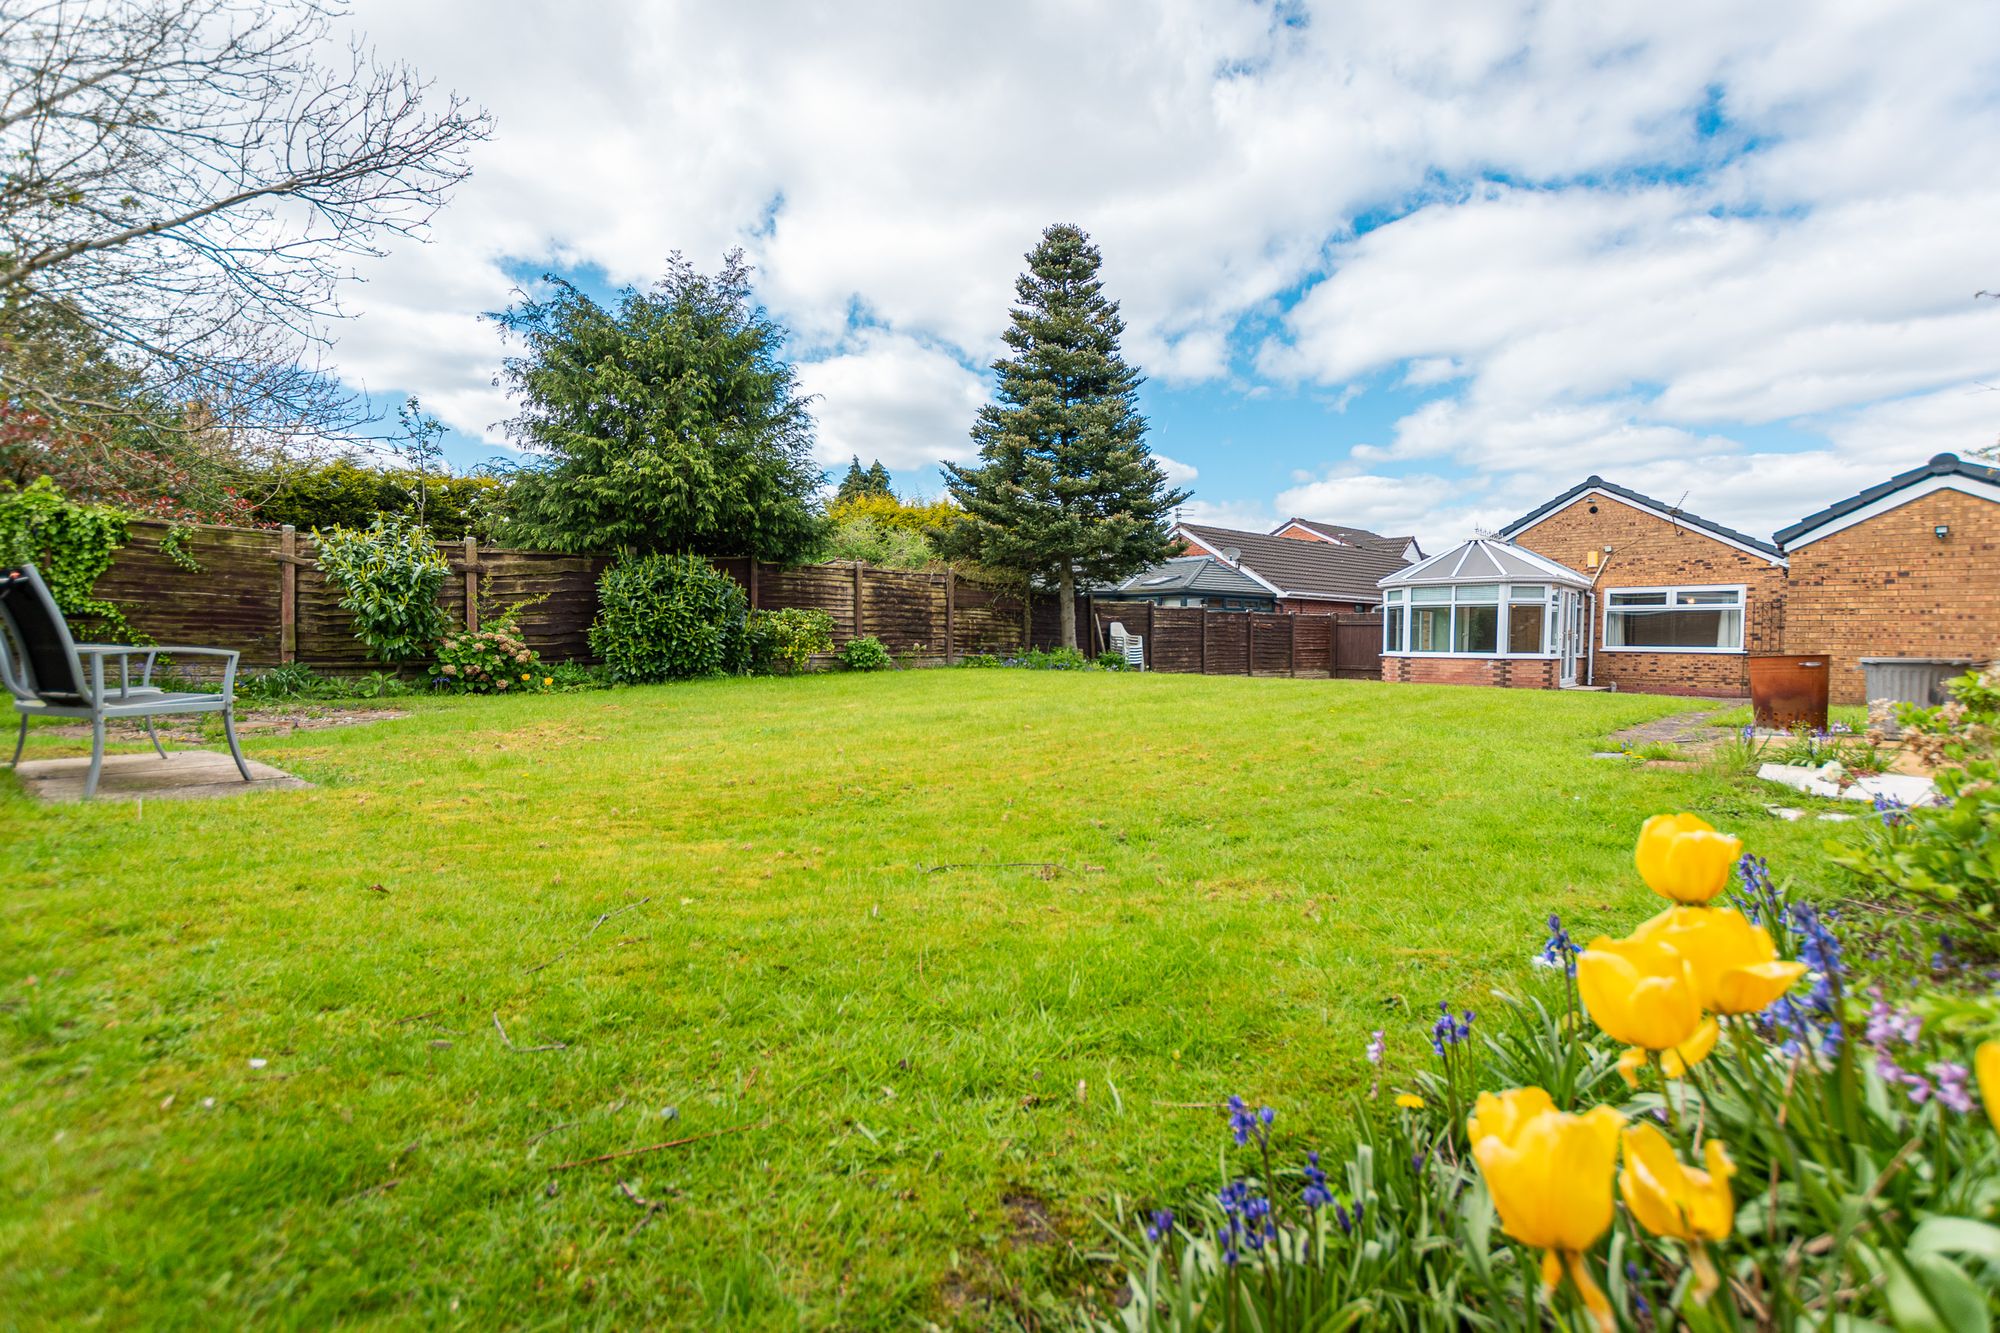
[1177,522,1414,602]
[1380,537,1592,589]
[1499,476,1785,564]
[1776,453,2000,550]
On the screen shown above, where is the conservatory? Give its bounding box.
[1376,537,1594,689]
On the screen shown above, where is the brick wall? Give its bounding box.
[1511,495,1786,698]
[1279,596,1374,615]
[1382,655,1560,689]
[1784,488,2000,704]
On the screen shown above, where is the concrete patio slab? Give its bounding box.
[12,750,309,803]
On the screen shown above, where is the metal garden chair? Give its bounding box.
[1,563,252,799]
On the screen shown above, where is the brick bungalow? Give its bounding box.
[1175,521,1415,613]
[1777,453,2000,704]
[1376,453,1999,699]
[1498,477,1789,697]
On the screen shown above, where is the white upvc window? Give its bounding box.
[1382,584,1559,657]
[1602,585,1746,654]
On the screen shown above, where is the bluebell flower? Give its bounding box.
[1301,1152,1331,1210]
[1625,1261,1650,1317]
[1144,1208,1175,1243]
[1430,1002,1474,1055]
[1872,793,1908,827]
[1226,1095,1273,1148]
[1365,1030,1385,1065]
[1332,1200,1351,1234]
[1535,913,1578,975]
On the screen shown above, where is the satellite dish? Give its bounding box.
[1221,547,1241,564]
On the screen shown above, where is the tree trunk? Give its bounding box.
[1058,564,1077,650]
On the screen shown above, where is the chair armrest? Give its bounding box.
[76,644,241,698]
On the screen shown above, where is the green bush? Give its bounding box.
[0,476,133,638]
[590,554,747,683]
[744,607,834,676]
[232,663,418,702]
[837,635,892,672]
[433,606,548,695]
[254,457,504,542]
[313,514,453,664]
[817,515,938,569]
[1095,650,1128,671]
[1833,667,2000,925]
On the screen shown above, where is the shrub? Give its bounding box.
[1833,667,2000,926]
[744,606,834,676]
[432,606,548,694]
[313,514,452,664]
[1094,650,1128,671]
[838,635,892,672]
[1085,813,2000,1332]
[254,457,505,541]
[0,476,133,638]
[818,515,938,568]
[233,663,418,702]
[589,553,747,683]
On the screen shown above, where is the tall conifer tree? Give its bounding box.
[943,224,1187,649]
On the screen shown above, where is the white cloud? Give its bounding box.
[1154,454,1200,486]
[792,332,987,470]
[311,0,2000,526]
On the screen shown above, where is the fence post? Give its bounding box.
[278,525,297,664]
[1288,615,1297,676]
[1145,601,1155,669]
[1200,610,1208,674]
[1330,615,1341,677]
[463,535,480,634]
[1247,616,1255,675]
[853,561,865,640]
[749,560,760,609]
[944,569,956,664]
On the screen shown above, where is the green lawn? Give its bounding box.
[1,672,1839,1329]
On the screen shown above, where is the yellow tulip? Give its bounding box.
[1634,813,1743,904]
[1631,906,1808,1015]
[1619,1125,1735,1301]
[1469,1089,1623,1331]
[1577,936,1705,1051]
[1979,1041,2000,1136]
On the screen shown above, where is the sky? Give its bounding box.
[324,0,2000,552]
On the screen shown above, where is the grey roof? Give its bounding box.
[1378,537,1593,590]
[1275,518,1420,555]
[1178,522,1414,602]
[1499,475,1782,559]
[1095,555,1273,600]
[1776,452,2000,547]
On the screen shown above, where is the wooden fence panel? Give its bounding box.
[1291,614,1333,678]
[1150,608,1204,673]
[1333,614,1384,680]
[94,522,286,670]
[860,568,947,656]
[951,580,1028,657]
[1249,613,1292,675]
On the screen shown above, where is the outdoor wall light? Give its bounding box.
[1935,523,1951,541]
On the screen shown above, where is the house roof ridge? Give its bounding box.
[1774,452,2000,547]
[1498,477,1783,559]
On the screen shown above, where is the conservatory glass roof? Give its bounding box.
[1376,537,1591,590]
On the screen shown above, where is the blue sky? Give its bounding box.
[330,0,2000,551]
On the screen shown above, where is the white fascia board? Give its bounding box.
[1504,488,1786,567]
[1782,476,2000,552]
[1171,528,1289,596]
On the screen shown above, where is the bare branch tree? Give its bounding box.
[0,0,492,457]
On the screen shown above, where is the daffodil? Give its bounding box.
[1634,813,1743,904]
[1631,906,1808,1015]
[1979,1040,2000,1136]
[1468,1087,1624,1333]
[1619,1125,1735,1301]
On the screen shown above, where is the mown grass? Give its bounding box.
[0,671,1839,1329]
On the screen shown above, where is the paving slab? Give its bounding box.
[12,750,309,803]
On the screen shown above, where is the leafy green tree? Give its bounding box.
[492,254,824,560]
[835,456,895,503]
[251,458,502,542]
[942,224,1187,648]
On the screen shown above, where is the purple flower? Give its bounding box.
[1931,1062,1976,1115]
[1430,1002,1474,1056]
[1864,996,1921,1048]
[1145,1209,1175,1243]
[1365,1030,1385,1065]
[1536,913,1578,975]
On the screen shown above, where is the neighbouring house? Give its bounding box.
[1269,517,1425,563]
[1092,554,1278,612]
[1777,452,2000,704]
[1174,520,1416,613]
[1374,455,2000,699]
